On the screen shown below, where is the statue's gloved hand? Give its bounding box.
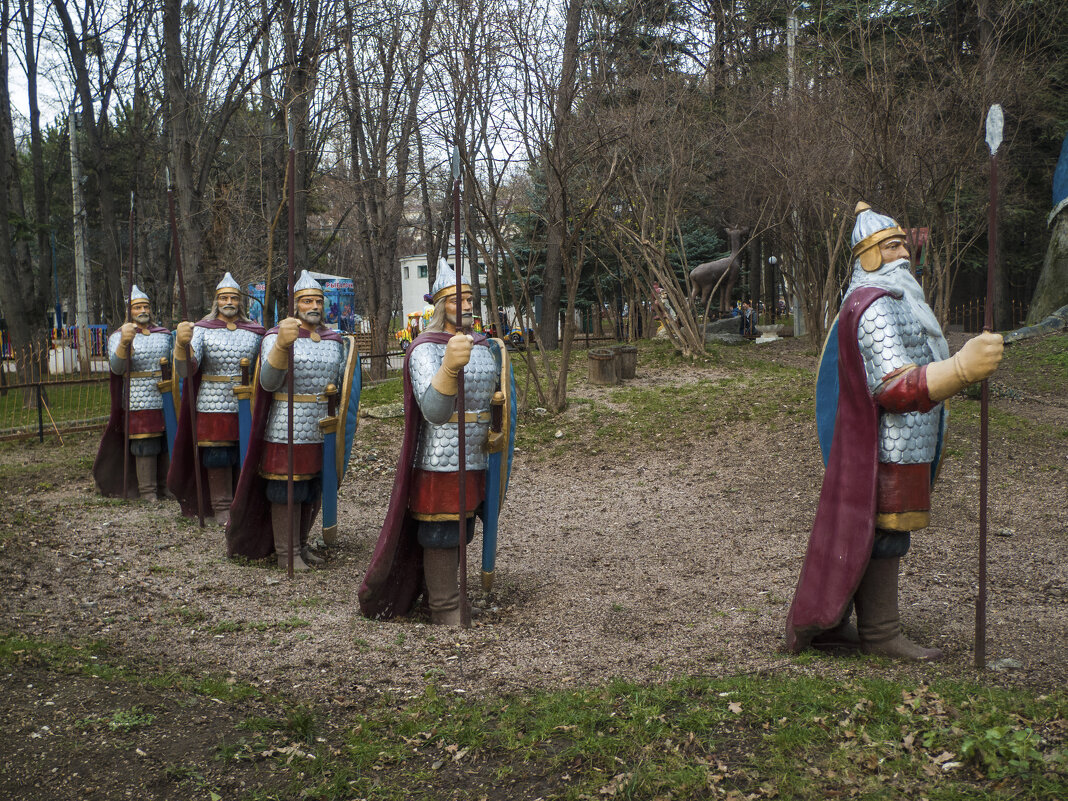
[432,333,473,396]
[267,317,300,370]
[174,321,194,355]
[116,322,137,358]
[927,331,1004,402]
[276,317,300,349]
[955,331,1004,383]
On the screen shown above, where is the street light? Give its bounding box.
[767,255,778,319]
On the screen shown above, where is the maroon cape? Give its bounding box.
[92,325,171,498]
[785,287,889,652]
[225,324,342,560]
[358,330,490,620]
[166,318,265,518]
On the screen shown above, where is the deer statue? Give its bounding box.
[689,226,747,313]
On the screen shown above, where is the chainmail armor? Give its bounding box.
[190,325,262,414]
[856,295,942,464]
[108,329,173,411]
[409,341,497,471]
[261,334,344,445]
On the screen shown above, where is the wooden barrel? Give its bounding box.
[617,345,638,379]
[588,348,619,385]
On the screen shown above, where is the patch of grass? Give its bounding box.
[359,377,403,407]
[4,631,1063,800]
[0,632,263,703]
[107,705,155,731]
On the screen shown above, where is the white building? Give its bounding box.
[399,251,485,318]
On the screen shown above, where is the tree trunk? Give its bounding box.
[539,0,584,351]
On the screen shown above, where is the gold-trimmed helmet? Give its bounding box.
[293,269,325,301]
[215,271,241,297]
[850,201,907,273]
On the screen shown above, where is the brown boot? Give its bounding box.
[423,547,462,626]
[855,557,942,661]
[270,503,309,572]
[299,521,324,566]
[135,455,158,501]
[207,467,233,526]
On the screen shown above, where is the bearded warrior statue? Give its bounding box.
[360,260,516,625]
[785,202,1004,661]
[167,273,265,526]
[227,270,360,571]
[93,285,176,500]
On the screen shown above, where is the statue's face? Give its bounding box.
[879,238,910,266]
[297,294,324,325]
[217,292,241,319]
[130,300,151,325]
[444,291,474,331]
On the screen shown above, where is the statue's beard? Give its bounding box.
[133,311,151,325]
[298,309,322,325]
[219,304,239,319]
[846,257,949,361]
[447,311,472,328]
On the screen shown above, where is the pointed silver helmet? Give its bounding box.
[425,257,471,304]
[129,284,149,303]
[850,201,907,273]
[292,269,324,300]
[215,271,241,296]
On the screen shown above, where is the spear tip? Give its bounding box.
[985,104,1004,155]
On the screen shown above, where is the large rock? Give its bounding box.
[705,332,748,346]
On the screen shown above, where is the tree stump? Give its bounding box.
[617,345,638,379]
[588,348,618,385]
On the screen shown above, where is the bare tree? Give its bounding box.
[339,0,437,379]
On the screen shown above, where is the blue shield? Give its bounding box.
[321,337,361,545]
[482,339,517,591]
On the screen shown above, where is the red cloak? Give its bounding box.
[785,287,888,652]
[92,325,171,498]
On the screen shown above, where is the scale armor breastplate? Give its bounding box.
[263,334,344,445]
[410,341,497,472]
[108,329,172,411]
[192,325,262,415]
[857,296,942,465]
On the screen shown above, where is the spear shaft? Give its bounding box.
[286,121,296,580]
[976,104,1003,669]
[123,193,134,497]
[166,169,205,527]
[454,166,470,628]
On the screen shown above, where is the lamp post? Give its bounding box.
[767,256,779,320]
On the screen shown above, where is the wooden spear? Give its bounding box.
[123,192,135,498]
[286,117,297,580]
[452,146,470,628]
[166,168,205,527]
[976,103,1004,669]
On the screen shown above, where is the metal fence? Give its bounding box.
[946,299,1029,334]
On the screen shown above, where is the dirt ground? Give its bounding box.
[1,333,1065,799]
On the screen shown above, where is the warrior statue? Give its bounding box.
[786,202,1004,661]
[167,273,265,526]
[93,285,176,500]
[359,259,516,625]
[227,270,359,571]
